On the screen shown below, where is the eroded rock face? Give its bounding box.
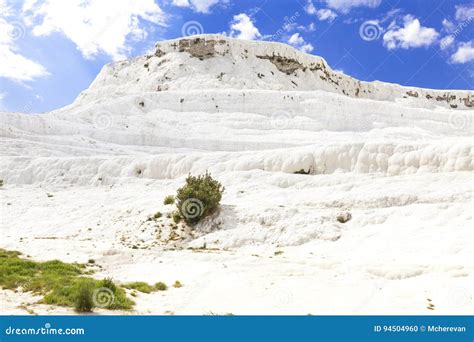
[171,38,228,60]
[463,96,473,107]
[155,47,166,57]
[429,93,473,108]
[257,55,305,75]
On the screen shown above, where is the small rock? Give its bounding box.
[336,212,352,223]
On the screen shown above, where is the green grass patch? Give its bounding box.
[0,249,133,311]
[124,281,168,293]
[123,282,155,294]
[163,195,175,205]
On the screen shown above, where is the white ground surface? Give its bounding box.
[0,35,473,315]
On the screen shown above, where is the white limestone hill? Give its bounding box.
[77,35,473,109]
[0,35,472,315]
[1,35,473,184]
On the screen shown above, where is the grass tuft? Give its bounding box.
[163,195,175,205]
[123,282,155,294]
[172,211,181,224]
[74,281,94,312]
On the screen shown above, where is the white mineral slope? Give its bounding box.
[75,35,474,109]
[0,35,473,315]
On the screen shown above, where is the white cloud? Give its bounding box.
[283,22,297,32]
[305,1,337,22]
[172,0,190,6]
[230,13,261,40]
[288,33,314,53]
[383,15,438,50]
[0,16,49,82]
[317,8,337,22]
[451,41,474,63]
[304,0,317,15]
[21,0,39,12]
[381,8,402,22]
[440,6,473,49]
[324,0,381,13]
[171,0,223,13]
[442,18,455,33]
[297,22,316,32]
[455,4,474,21]
[0,45,49,82]
[0,0,13,16]
[23,0,166,61]
[440,35,454,49]
[307,22,316,31]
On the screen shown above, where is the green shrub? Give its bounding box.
[155,282,167,291]
[173,280,182,288]
[0,179,3,187]
[153,211,162,219]
[75,281,94,312]
[172,211,181,224]
[176,171,224,225]
[163,195,175,205]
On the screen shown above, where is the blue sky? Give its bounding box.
[0,0,473,113]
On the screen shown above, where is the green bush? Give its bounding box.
[155,282,167,291]
[172,211,181,224]
[75,281,94,312]
[176,171,224,225]
[163,195,175,205]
